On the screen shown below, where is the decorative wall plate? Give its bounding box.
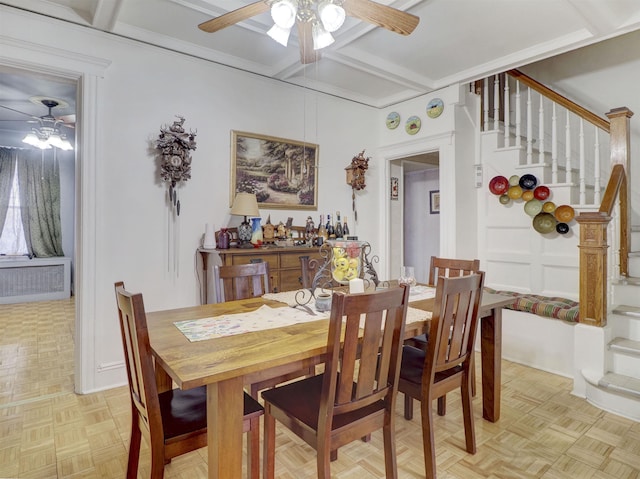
[405,115,421,135]
[386,112,400,129]
[426,98,444,118]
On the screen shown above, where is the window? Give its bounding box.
[0,162,28,256]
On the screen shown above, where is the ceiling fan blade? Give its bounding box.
[298,22,320,64]
[56,114,76,128]
[0,104,37,120]
[343,0,419,36]
[198,1,270,33]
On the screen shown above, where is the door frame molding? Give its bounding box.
[378,132,456,281]
[0,35,111,393]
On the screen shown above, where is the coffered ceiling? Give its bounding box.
[2,0,640,111]
[1,0,640,149]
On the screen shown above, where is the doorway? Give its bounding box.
[0,66,77,265]
[389,152,439,284]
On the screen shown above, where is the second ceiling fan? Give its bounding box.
[198,0,419,64]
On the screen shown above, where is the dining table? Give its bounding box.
[146,287,513,479]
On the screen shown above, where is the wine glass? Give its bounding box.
[398,266,416,287]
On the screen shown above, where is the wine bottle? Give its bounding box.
[318,215,328,241]
[343,216,350,236]
[335,211,343,239]
[326,214,335,238]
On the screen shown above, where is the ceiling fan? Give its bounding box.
[198,0,420,64]
[0,98,75,150]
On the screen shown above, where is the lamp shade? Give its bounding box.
[312,22,334,50]
[22,132,42,147]
[267,24,292,46]
[318,1,345,32]
[230,192,260,217]
[270,0,297,28]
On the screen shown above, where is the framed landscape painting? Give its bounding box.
[230,131,319,210]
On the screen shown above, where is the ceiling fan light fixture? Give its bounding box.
[57,138,73,151]
[267,24,292,46]
[318,1,345,33]
[270,0,298,28]
[46,132,67,150]
[312,21,334,50]
[19,98,75,150]
[22,131,42,147]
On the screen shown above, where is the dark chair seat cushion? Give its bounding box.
[262,374,386,431]
[407,333,429,349]
[400,346,463,387]
[159,386,263,440]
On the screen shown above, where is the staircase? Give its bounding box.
[477,71,640,421]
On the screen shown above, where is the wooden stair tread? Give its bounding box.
[582,370,640,399]
[611,304,640,316]
[609,337,640,356]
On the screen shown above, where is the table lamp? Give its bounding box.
[230,192,260,248]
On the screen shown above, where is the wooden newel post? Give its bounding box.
[575,212,610,327]
[606,107,634,277]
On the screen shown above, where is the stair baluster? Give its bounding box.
[551,103,558,183]
[526,87,533,164]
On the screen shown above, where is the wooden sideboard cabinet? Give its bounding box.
[198,246,322,304]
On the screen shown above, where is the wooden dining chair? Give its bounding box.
[399,272,484,479]
[262,284,411,479]
[213,262,314,398]
[213,261,271,303]
[405,256,481,414]
[114,281,264,479]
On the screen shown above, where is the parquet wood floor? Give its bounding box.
[0,298,639,478]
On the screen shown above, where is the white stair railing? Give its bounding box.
[478,71,611,208]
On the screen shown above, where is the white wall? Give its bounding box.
[0,7,379,392]
[378,84,479,277]
[404,168,439,283]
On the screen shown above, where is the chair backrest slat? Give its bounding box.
[214,262,270,302]
[323,285,410,417]
[428,257,480,287]
[115,282,161,434]
[428,273,484,375]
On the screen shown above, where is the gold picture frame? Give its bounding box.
[230,131,319,210]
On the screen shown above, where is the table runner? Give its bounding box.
[174,304,329,342]
[175,287,434,342]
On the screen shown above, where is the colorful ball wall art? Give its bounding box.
[488,172,574,235]
[489,176,509,195]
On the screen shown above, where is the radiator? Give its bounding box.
[0,257,71,304]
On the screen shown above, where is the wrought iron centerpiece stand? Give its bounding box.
[294,239,382,307]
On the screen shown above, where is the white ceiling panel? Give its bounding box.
[1,0,640,111]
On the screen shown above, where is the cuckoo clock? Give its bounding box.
[345,150,370,222]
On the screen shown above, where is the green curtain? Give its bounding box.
[17,149,64,257]
[0,148,17,232]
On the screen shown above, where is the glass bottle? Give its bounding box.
[218,228,230,249]
[335,211,343,239]
[343,216,350,236]
[326,214,335,238]
[317,215,328,242]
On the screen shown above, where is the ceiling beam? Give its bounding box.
[92,0,125,31]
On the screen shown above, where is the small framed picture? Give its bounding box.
[430,190,440,214]
[390,177,399,200]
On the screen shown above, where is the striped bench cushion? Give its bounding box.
[485,287,580,323]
